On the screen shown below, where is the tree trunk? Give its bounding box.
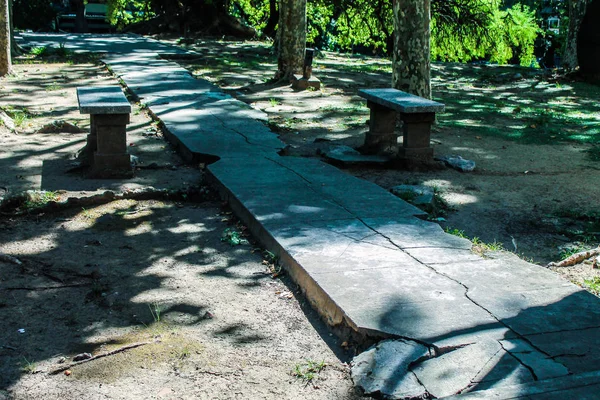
[578,0,600,79]
[563,0,591,70]
[275,0,306,80]
[263,0,278,38]
[8,0,21,56]
[74,0,88,33]
[392,0,431,99]
[0,0,11,76]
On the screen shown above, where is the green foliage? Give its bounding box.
[293,360,326,382]
[13,0,56,31]
[445,227,467,238]
[23,191,60,210]
[584,277,600,295]
[106,0,155,30]
[221,227,248,246]
[231,0,271,32]
[231,0,539,64]
[432,3,541,65]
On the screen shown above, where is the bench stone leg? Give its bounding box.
[363,101,398,154]
[397,112,435,160]
[76,114,98,165]
[91,114,132,178]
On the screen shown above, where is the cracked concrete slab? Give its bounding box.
[310,265,504,340]
[524,327,600,374]
[351,340,430,399]
[410,339,526,398]
[499,339,569,380]
[448,370,600,399]
[23,33,600,398]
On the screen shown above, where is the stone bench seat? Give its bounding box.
[358,88,445,160]
[77,86,132,177]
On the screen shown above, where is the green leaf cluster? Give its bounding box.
[106,0,155,30]
[233,0,541,65]
[432,3,541,65]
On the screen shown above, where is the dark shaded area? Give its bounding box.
[578,0,600,81]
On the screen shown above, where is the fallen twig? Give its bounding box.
[0,253,22,265]
[48,341,157,375]
[547,247,600,268]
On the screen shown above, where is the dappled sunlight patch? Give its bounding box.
[443,193,479,207]
[69,324,204,382]
[167,221,210,234]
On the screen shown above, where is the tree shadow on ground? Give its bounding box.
[0,200,265,389]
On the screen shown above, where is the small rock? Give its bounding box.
[324,145,390,166]
[437,155,476,172]
[72,353,92,362]
[64,370,71,376]
[58,356,66,364]
[513,72,523,80]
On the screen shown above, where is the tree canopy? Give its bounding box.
[9,0,580,68]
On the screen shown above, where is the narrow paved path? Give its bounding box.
[19,33,600,399]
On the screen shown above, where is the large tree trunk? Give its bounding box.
[392,0,431,99]
[563,0,591,70]
[275,0,306,81]
[74,0,88,33]
[0,0,11,76]
[578,0,600,79]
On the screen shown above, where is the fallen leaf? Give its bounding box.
[64,370,71,376]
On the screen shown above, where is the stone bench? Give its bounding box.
[77,86,132,177]
[358,88,445,160]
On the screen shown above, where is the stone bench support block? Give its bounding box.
[77,86,132,178]
[364,101,398,153]
[358,88,444,160]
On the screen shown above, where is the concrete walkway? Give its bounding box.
[19,33,600,399]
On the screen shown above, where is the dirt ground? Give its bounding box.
[0,58,363,399]
[1,38,600,399]
[169,37,600,293]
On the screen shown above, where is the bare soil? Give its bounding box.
[169,37,600,294]
[0,58,362,400]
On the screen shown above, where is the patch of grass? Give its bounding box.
[559,244,587,260]
[20,358,37,374]
[45,82,63,91]
[584,277,600,295]
[472,237,504,252]
[221,227,248,246]
[445,227,467,239]
[269,98,280,107]
[23,191,60,210]
[29,46,49,56]
[3,106,33,127]
[293,360,326,383]
[149,302,163,323]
